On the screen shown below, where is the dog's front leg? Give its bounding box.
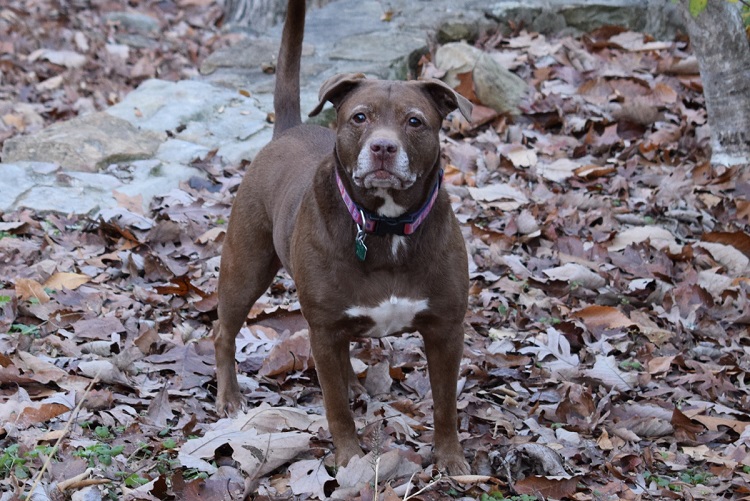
[310,328,365,465]
[424,323,469,475]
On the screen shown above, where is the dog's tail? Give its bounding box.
[273,0,305,138]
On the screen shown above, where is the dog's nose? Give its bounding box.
[370,138,398,158]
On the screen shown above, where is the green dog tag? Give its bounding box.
[355,238,367,261]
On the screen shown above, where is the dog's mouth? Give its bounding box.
[352,169,416,190]
[360,169,413,189]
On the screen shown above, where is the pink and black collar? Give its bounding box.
[335,168,442,237]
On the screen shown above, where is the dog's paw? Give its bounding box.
[436,454,470,476]
[335,443,366,467]
[216,390,246,417]
[348,379,370,401]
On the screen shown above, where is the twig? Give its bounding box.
[57,468,110,492]
[400,471,419,499]
[28,372,101,497]
[57,468,93,491]
[373,456,381,501]
[402,473,442,500]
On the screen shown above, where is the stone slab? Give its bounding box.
[0,160,206,214]
[1,112,164,172]
[106,79,273,165]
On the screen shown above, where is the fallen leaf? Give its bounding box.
[585,355,638,392]
[179,427,311,477]
[537,158,580,183]
[572,305,632,331]
[499,144,537,168]
[520,328,580,379]
[289,459,334,499]
[695,241,750,276]
[28,48,87,68]
[608,226,682,254]
[15,278,50,303]
[513,475,580,499]
[542,263,606,289]
[467,183,529,210]
[44,272,91,291]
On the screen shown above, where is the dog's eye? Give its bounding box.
[352,113,367,123]
[408,117,422,127]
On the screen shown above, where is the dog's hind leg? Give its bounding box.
[214,211,279,416]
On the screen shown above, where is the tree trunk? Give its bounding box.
[222,0,333,34]
[679,0,750,166]
[223,0,288,33]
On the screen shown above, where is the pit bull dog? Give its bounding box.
[213,0,473,474]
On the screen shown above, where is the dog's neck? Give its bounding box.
[334,166,442,237]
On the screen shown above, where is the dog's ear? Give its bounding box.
[308,73,367,117]
[417,79,473,122]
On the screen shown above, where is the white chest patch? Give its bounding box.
[373,188,406,217]
[345,296,428,338]
[390,235,407,257]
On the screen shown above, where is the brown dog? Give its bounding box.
[213,0,472,474]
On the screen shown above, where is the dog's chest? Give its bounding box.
[345,295,428,337]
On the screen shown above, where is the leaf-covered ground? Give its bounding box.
[2,2,750,500]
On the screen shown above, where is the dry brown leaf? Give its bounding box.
[689,414,750,435]
[608,226,681,253]
[513,475,580,498]
[695,241,750,276]
[572,305,632,331]
[646,355,674,375]
[455,71,478,104]
[43,272,91,291]
[15,278,50,303]
[112,190,144,214]
[258,329,313,376]
[574,164,616,179]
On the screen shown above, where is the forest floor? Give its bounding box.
[2,0,750,500]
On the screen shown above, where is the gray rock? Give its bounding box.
[114,33,158,49]
[531,11,568,34]
[435,42,529,115]
[107,79,240,133]
[561,4,647,33]
[155,139,212,165]
[114,160,207,206]
[473,53,529,116]
[329,32,425,64]
[216,128,274,166]
[0,162,52,212]
[104,12,160,33]
[436,15,482,44]
[486,0,683,40]
[3,159,205,214]
[1,112,164,172]
[106,79,271,164]
[13,173,121,215]
[201,38,315,75]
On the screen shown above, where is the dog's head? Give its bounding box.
[309,74,472,192]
